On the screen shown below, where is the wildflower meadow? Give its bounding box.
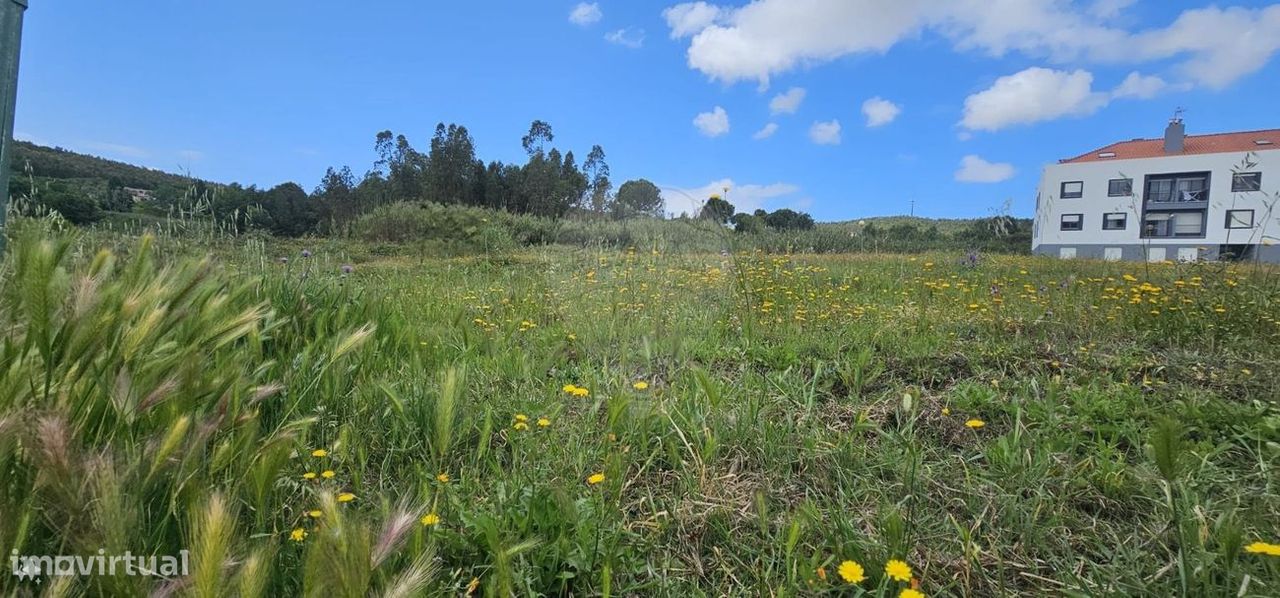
[1,214,1278,596]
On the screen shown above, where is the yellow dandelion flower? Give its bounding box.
[311,449,328,458]
[1245,541,1280,556]
[587,472,606,485]
[290,528,307,542]
[337,492,355,503]
[965,419,985,429]
[562,384,579,393]
[572,387,589,397]
[941,407,951,416]
[633,381,649,390]
[321,470,335,479]
[900,589,925,598]
[885,559,912,582]
[515,413,528,422]
[420,512,441,527]
[307,509,322,518]
[537,417,550,427]
[302,472,317,480]
[837,560,865,583]
[513,421,529,431]
[437,472,450,483]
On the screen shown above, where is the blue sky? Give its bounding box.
[14,1,1280,221]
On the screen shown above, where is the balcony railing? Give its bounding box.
[1145,188,1207,204]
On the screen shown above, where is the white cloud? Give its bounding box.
[605,28,645,49]
[1111,71,1167,99]
[569,2,602,26]
[861,97,901,127]
[1087,0,1137,20]
[960,67,1107,131]
[808,119,841,145]
[956,155,1015,183]
[1122,6,1280,90]
[664,1,1280,89]
[659,178,800,216]
[693,106,730,137]
[769,87,806,114]
[752,122,779,139]
[664,2,725,39]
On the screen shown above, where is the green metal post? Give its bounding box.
[0,0,27,255]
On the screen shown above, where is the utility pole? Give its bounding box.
[0,0,28,256]
[909,199,915,217]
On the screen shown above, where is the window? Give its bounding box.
[1142,211,1204,238]
[1060,181,1083,199]
[1060,213,1083,231]
[1145,172,1209,203]
[1226,209,1254,229]
[1232,172,1262,192]
[1107,178,1132,197]
[1102,213,1127,230]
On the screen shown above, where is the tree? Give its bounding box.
[426,123,478,204]
[582,145,612,214]
[315,166,357,228]
[521,120,554,157]
[730,212,765,233]
[764,208,815,231]
[613,179,663,218]
[699,195,735,223]
[261,182,318,237]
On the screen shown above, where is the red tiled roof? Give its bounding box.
[1060,128,1280,163]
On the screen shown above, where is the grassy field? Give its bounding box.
[2,220,1279,596]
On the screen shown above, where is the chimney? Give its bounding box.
[1164,112,1185,154]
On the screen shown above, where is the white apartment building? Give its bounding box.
[1033,119,1278,262]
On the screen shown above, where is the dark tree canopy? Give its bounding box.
[614,179,663,218]
[699,196,735,224]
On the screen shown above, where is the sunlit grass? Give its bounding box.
[2,218,1278,595]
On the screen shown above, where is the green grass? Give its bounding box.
[2,217,1279,596]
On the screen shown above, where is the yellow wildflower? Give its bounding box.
[437,472,450,483]
[633,381,649,390]
[837,560,865,583]
[572,387,589,397]
[302,472,317,480]
[321,470,335,479]
[1245,541,1280,556]
[515,414,528,422]
[420,512,441,527]
[900,589,925,598]
[290,528,307,542]
[513,422,529,431]
[311,449,328,458]
[885,559,912,582]
[587,472,606,485]
[537,417,550,427]
[941,407,951,416]
[465,577,480,595]
[965,419,985,429]
[337,492,355,503]
[307,509,322,518]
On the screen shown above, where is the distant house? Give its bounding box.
[123,187,154,202]
[1033,118,1278,262]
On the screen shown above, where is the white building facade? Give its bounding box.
[1033,121,1279,262]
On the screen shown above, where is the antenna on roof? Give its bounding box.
[1171,107,1185,124]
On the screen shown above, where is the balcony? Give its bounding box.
[1144,172,1210,208]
